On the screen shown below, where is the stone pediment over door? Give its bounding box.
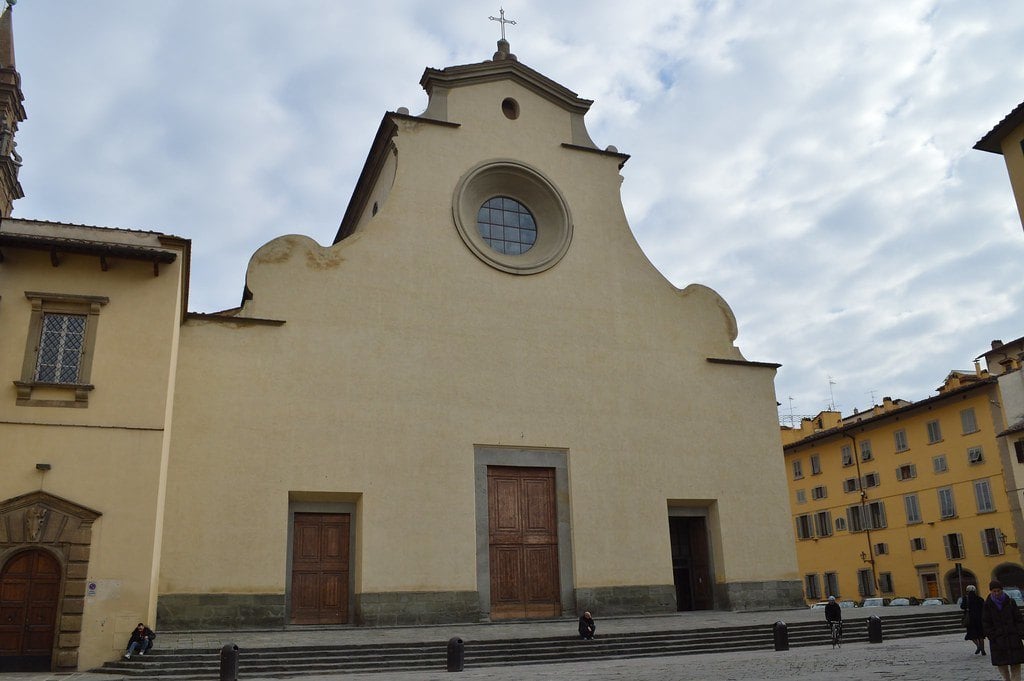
[0,490,102,672]
[0,491,102,545]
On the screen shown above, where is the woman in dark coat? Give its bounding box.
[963,584,986,654]
[982,580,1024,681]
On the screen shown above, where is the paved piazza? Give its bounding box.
[2,632,1004,681]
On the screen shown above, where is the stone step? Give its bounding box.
[93,610,962,680]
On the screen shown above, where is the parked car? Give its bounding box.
[839,600,859,608]
[809,601,829,609]
[921,598,948,606]
[861,597,891,607]
[1005,588,1024,606]
[889,597,911,606]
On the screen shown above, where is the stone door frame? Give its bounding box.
[0,491,101,672]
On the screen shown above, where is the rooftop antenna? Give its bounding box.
[787,397,796,427]
[868,389,878,405]
[827,375,838,412]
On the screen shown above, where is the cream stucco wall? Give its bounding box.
[0,225,185,669]
[158,74,797,608]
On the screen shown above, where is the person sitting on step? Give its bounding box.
[578,611,596,640]
[123,622,156,660]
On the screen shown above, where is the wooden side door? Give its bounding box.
[290,513,349,625]
[0,550,61,671]
[488,466,560,619]
[669,516,713,611]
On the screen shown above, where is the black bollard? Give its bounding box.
[446,636,465,672]
[867,615,882,643]
[772,620,789,651]
[219,643,240,681]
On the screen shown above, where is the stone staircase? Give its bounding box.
[93,610,962,679]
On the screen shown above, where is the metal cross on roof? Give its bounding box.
[488,8,517,41]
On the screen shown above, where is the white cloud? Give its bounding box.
[11,0,1024,419]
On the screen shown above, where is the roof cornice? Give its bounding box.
[975,99,1024,154]
[783,376,998,451]
[420,59,593,115]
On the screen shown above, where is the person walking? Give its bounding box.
[982,580,1024,681]
[962,584,986,655]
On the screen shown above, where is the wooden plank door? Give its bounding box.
[669,517,713,611]
[0,550,61,671]
[488,466,560,619]
[290,513,349,625]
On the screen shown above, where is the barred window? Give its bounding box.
[16,292,108,407]
[34,313,87,383]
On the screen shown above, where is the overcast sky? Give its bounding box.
[10,1,1024,423]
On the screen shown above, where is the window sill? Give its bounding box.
[14,380,94,407]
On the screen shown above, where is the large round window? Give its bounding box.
[453,160,572,275]
[477,197,537,255]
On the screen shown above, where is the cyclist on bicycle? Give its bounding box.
[825,595,843,646]
[824,595,842,623]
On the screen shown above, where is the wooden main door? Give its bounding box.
[487,466,560,619]
[290,513,350,625]
[0,549,61,671]
[669,516,713,611]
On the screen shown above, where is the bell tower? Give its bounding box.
[0,0,25,217]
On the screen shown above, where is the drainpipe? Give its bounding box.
[844,431,878,595]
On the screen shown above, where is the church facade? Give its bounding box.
[0,10,801,673]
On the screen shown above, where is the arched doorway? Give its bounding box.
[0,549,61,671]
[995,564,1024,589]
[946,568,978,603]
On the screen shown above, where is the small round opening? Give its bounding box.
[501,98,520,120]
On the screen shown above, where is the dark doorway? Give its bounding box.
[487,466,561,619]
[290,513,350,624]
[946,568,977,603]
[0,549,61,671]
[996,564,1024,589]
[668,516,712,611]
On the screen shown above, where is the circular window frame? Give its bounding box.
[452,160,572,275]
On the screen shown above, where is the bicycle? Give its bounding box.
[828,619,843,649]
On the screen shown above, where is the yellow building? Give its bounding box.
[1,9,802,672]
[783,362,1024,604]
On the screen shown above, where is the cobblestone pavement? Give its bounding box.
[3,633,1004,681]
